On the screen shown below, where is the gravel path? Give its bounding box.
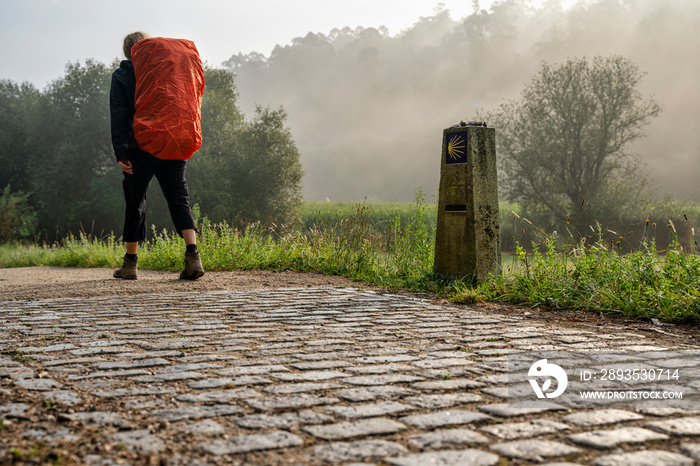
[0,266,359,302]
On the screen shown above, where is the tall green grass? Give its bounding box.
[455,219,700,323]
[0,192,436,289]
[2,196,700,323]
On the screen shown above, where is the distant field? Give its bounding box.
[299,200,437,234]
[298,200,525,255]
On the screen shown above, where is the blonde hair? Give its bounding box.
[122,32,150,59]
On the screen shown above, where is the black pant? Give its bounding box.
[122,150,197,242]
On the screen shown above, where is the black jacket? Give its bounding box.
[109,60,138,161]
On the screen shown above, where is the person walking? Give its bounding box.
[110,32,204,280]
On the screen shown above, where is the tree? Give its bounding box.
[188,68,303,227]
[27,60,120,237]
[0,80,39,193]
[187,67,244,223]
[230,105,303,226]
[0,80,40,242]
[491,56,661,231]
[1,64,302,239]
[0,187,36,243]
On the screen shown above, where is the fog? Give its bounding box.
[224,0,700,202]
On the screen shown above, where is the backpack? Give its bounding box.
[131,37,205,160]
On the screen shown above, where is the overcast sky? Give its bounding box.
[0,0,566,88]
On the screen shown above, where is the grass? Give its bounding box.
[0,193,435,290]
[454,219,700,323]
[2,196,700,323]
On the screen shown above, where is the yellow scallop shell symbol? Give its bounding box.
[448,135,465,160]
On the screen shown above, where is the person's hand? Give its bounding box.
[117,160,133,174]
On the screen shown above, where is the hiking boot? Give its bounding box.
[180,251,204,280]
[113,255,138,280]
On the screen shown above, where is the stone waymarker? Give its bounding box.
[434,123,501,281]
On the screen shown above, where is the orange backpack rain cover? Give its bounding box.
[131,37,205,160]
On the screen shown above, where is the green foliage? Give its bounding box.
[0,80,39,193]
[0,187,37,243]
[228,105,304,226]
[299,199,437,237]
[386,189,434,279]
[0,62,303,241]
[490,56,661,234]
[453,216,700,323]
[187,68,303,229]
[27,60,121,238]
[187,67,244,224]
[0,196,437,289]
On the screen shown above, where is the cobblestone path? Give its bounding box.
[2,287,700,465]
